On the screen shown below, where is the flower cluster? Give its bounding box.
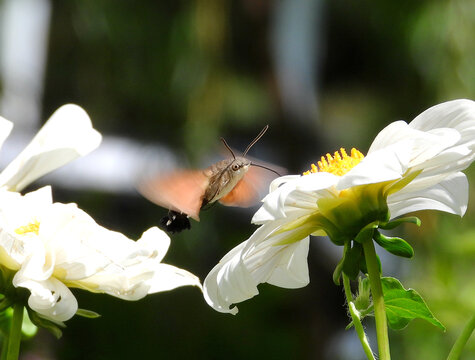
[0,105,200,324]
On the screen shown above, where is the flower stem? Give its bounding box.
[362,239,390,360]
[343,274,376,360]
[447,313,475,360]
[6,304,23,360]
[1,335,9,360]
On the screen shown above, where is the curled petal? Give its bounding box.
[145,264,202,293]
[49,223,200,300]
[368,121,460,168]
[388,172,468,218]
[136,227,171,263]
[0,104,102,191]
[203,223,310,314]
[265,236,310,288]
[268,175,301,192]
[13,275,78,322]
[40,203,130,280]
[204,240,259,315]
[409,99,475,151]
[253,173,338,224]
[70,259,201,301]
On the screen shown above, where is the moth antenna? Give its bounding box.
[221,137,236,160]
[250,162,282,177]
[243,125,269,156]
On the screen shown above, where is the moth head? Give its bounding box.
[230,156,251,174]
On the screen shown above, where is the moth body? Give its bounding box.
[139,125,280,233]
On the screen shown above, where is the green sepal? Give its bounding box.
[379,216,421,230]
[345,277,373,330]
[332,247,346,286]
[27,308,65,339]
[343,242,364,280]
[381,277,445,331]
[20,308,38,338]
[354,277,371,312]
[373,231,414,258]
[76,308,101,319]
[333,241,355,285]
[354,222,378,244]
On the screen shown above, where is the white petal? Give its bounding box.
[136,227,171,263]
[0,117,13,151]
[203,240,257,315]
[203,222,310,314]
[15,246,54,282]
[78,260,201,300]
[266,237,309,288]
[13,275,78,322]
[253,173,338,224]
[388,172,468,218]
[0,104,102,191]
[368,120,460,167]
[337,142,411,190]
[268,175,301,192]
[145,264,202,293]
[395,145,472,196]
[409,99,475,151]
[40,203,127,279]
[368,121,413,153]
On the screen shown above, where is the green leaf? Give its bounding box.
[381,277,445,331]
[373,231,414,258]
[379,216,421,230]
[76,308,101,319]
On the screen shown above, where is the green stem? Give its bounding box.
[6,304,23,360]
[1,334,9,360]
[343,274,376,360]
[362,239,391,360]
[447,314,475,360]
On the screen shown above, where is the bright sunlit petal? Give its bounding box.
[388,172,468,218]
[0,104,102,191]
[13,275,78,323]
[0,117,13,152]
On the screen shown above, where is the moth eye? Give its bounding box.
[232,164,240,171]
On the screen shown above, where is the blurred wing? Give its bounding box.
[138,170,209,221]
[219,166,280,207]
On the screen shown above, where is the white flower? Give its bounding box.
[203,99,475,314]
[0,104,102,191]
[0,186,201,322]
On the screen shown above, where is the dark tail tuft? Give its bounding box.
[159,210,191,234]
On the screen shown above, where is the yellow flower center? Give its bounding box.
[15,220,40,236]
[303,148,364,176]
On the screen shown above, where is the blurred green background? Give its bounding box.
[1,0,475,359]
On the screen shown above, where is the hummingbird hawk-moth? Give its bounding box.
[138,125,281,233]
